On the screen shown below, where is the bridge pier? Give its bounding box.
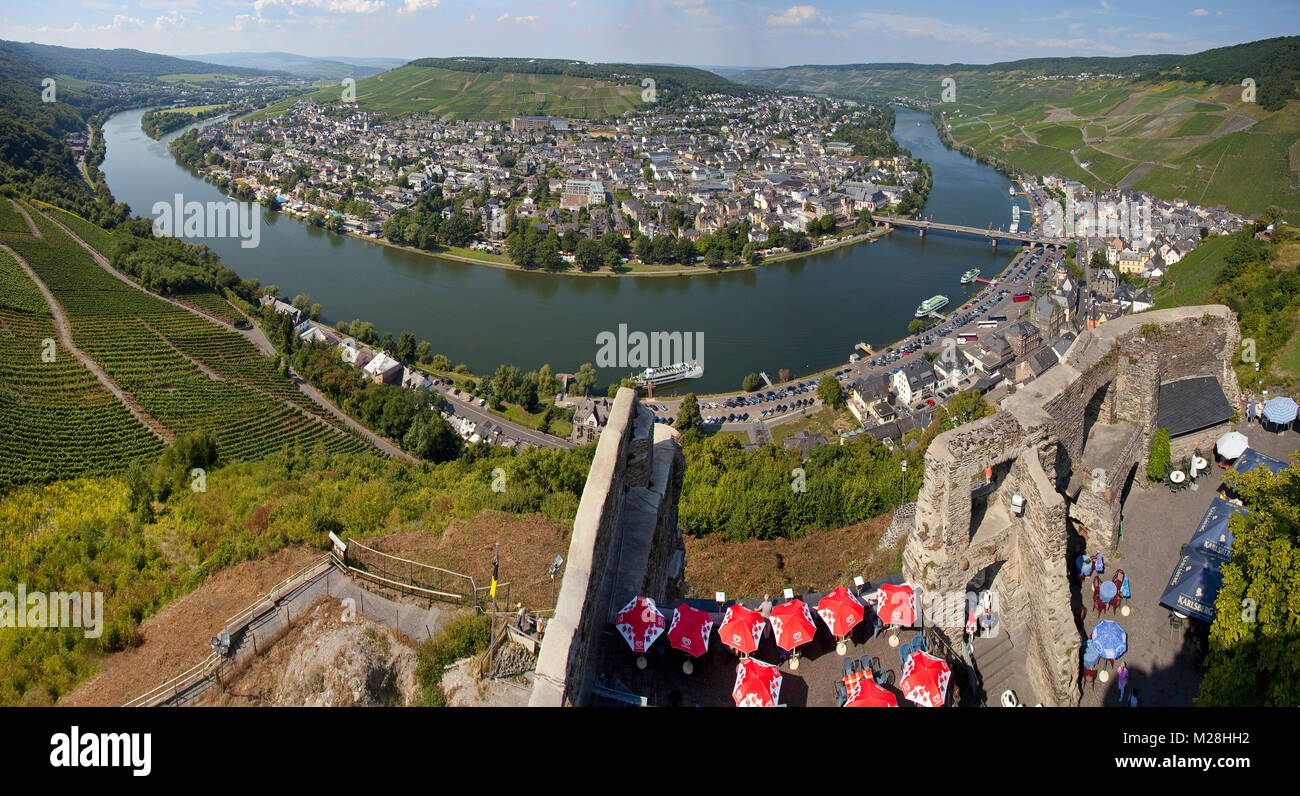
[990,238,997,249]
[918,228,925,238]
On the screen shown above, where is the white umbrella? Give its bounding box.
[1215,431,1248,460]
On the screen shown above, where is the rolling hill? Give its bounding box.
[192,51,407,80]
[734,37,1300,221]
[251,62,647,121]
[249,57,759,122]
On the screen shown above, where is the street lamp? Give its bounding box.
[900,459,908,504]
[548,554,563,606]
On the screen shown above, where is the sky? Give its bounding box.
[4,0,1299,68]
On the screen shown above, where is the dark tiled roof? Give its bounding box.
[1157,376,1233,437]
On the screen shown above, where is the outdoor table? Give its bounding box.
[1083,639,1101,669]
[1099,581,1117,603]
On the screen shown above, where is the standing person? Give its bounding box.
[1117,663,1129,703]
[1247,398,1256,425]
[1128,688,1139,708]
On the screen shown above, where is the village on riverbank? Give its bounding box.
[177,92,928,274]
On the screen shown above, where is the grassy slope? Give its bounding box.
[739,62,1299,222]
[248,64,642,121]
[1150,234,1233,309]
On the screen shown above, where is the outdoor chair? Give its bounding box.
[897,638,915,668]
[1169,613,1186,641]
[868,615,884,640]
[842,656,858,678]
[859,654,873,676]
[1082,667,1097,689]
[914,635,928,653]
[869,656,883,680]
[880,669,895,686]
[834,681,847,707]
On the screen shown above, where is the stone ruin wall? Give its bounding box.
[529,389,684,707]
[904,306,1241,706]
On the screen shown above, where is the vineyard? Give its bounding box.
[2,206,374,471]
[0,248,163,490]
[0,199,32,235]
[44,206,248,327]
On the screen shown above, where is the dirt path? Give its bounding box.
[41,208,415,463]
[59,546,322,707]
[8,199,42,238]
[1,243,173,442]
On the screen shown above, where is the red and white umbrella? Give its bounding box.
[844,678,899,707]
[875,583,918,628]
[733,657,782,707]
[718,604,765,656]
[817,586,865,639]
[667,604,712,658]
[614,596,666,654]
[899,649,951,707]
[768,599,817,652]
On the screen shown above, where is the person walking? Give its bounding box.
[1116,663,1129,703]
[1247,397,1256,425]
[1127,688,1139,708]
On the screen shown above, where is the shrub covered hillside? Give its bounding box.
[0,438,594,706]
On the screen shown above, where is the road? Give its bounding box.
[641,238,1066,436]
[432,386,574,450]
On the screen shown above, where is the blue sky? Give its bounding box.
[5,1,1298,67]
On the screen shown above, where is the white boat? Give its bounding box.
[632,361,704,388]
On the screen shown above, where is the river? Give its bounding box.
[100,106,1028,394]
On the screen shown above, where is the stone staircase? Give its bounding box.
[970,625,1033,706]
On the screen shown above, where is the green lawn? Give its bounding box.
[1151,235,1232,309]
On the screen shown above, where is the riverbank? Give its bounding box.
[328,222,892,277]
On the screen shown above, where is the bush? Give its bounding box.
[414,613,492,706]
[1146,427,1171,482]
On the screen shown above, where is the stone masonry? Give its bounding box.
[529,388,684,707]
[904,306,1241,706]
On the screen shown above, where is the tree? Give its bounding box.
[1198,463,1300,706]
[675,236,698,264]
[778,368,792,383]
[908,318,926,334]
[574,237,603,271]
[742,372,761,392]
[431,353,450,371]
[741,242,760,265]
[676,393,702,430]
[380,332,395,354]
[573,362,598,396]
[396,331,417,362]
[403,412,462,462]
[817,374,843,408]
[416,341,433,364]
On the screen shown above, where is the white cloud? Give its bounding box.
[766,5,827,28]
[1069,22,1083,31]
[496,12,509,21]
[252,0,385,16]
[1190,8,1209,16]
[1129,31,1176,41]
[462,12,476,22]
[80,0,115,9]
[401,0,442,12]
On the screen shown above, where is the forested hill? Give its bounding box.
[739,36,1300,110]
[0,40,270,82]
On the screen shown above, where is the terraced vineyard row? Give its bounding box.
[0,200,32,235]
[0,249,163,490]
[43,206,248,326]
[4,209,373,464]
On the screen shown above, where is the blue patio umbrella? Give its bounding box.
[1261,396,1298,425]
[1091,620,1127,661]
[1231,448,1289,476]
[1186,497,1249,560]
[1083,638,1101,669]
[1159,550,1224,623]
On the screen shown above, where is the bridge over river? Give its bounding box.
[876,215,1067,247]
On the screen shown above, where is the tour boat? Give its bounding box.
[914,295,949,317]
[632,361,704,388]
